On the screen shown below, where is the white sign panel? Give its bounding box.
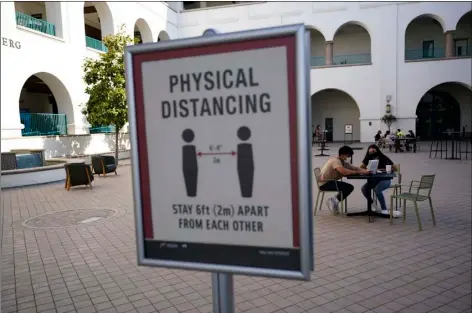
[125,24,312,280]
[345,124,353,134]
[142,47,293,248]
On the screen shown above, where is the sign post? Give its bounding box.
[202,27,236,313]
[344,124,353,145]
[124,24,313,313]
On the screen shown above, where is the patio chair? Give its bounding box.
[91,155,117,177]
[380,136,395,152]
[389,174,436,231]
[64,163,94,191]
[313,168,347,216]
[373,164,402,210]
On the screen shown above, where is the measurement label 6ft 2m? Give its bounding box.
[172,204,269,217]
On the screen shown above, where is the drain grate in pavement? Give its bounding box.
[22,208,117,229]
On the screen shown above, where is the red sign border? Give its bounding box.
[131,35,300,248]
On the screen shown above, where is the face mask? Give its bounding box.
[369,152,378,158]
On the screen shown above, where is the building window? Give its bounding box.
[455,39,468,56]
[422,40,434,58]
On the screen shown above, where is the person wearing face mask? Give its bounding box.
[359,144,397,212]
[319,146,371,214]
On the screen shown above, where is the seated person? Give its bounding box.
[319,146,371,213]
[374,130,382,144]
[405,130,416,152]
[382,131,395,152]
[359,145,397,213]
[389,131,404,153]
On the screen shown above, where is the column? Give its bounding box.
[445,31,454,58]
[45,2,64,38]
[325,41,333,66]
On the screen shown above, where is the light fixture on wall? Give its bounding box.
[386,95,392,114]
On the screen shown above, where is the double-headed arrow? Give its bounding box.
[197,151,237,157]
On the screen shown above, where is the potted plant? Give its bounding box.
[381,114,397,132]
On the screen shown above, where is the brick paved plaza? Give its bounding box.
[2,144,471,313]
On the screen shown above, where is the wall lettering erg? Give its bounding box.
[1,37,21,49]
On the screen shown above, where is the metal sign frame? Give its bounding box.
[124,24,312,281]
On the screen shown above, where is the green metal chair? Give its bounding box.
[389,174,436,231]
[313,168,346,216]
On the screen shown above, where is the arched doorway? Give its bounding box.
[405,15,445,60]
[83,2,114,52]
[333,22,372,65]
[19,73,73,136]
[134,18,153,44]
[157,30,170,41]
[416,82,472,140]
[311,89,361,142]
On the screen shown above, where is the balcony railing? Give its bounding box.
[333,53,372,65]
[311,56,326,67]
[85,36,108,52]
[89,126,116,134]
[20,113,67,136]
[15,11,56,36]
[405,48,445,61]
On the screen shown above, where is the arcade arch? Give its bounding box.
[134,18,153,44]
[158,30,170,41]
[308,27,327,67]
[405,15,445,60]
[454,11,472,57]
[19,73,73,136]
[415,82,472,140]
[311,89,361,142]
[14,1,63,37]
[333,22,372,65]
[83,2,114,51]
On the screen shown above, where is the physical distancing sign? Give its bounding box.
[125,23,313,281]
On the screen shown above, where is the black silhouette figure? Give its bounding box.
[182,129,198,197]
[237,126,254,198]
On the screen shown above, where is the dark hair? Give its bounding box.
[364,144,383,159]
[338,146,354,157]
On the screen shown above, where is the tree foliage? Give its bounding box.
[381,113,397,132]
[82,25,133,133]
[82,25,133,163]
